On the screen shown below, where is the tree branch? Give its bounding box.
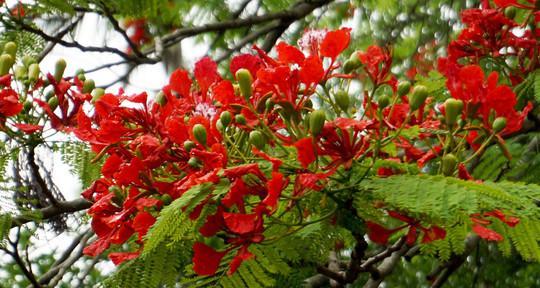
[10,198,92,228]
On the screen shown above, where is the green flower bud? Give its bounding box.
[160,194,172,205]
[3,42,16,58]
[155,91,166,106]
[77,73,86,81]
[408,85,429,111]
[48,96,59,111]
[54,58,67,82]
[504,7,516,19]
[343,52,362,73]
[309,109,326,136]
[378,95,391,109]
[444,98,464,127]
[22,55,36,67]
[249,130,266,150]
[235,114,246,125]
[397,81,411,96]
[220,111,232,127]
[183,140,196,152]
[91,88,105,103]
[14,65,27,80]
[0,54,14,76]
[82,79,95,94]
[441,154,458,176]
[236,68,253,100]
[192,124,207,146]
[216,119,225,132]
[334,90,350,112]
[23,101,32,112]
[188,157,201,168]
[28,63,40,82]
[492,117,507,133]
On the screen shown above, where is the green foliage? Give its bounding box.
[0,214,11,248]
[59,141,101,189]
[358,175,540,262]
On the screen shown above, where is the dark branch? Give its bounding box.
[100,2,144,58]
[11,198,92,228]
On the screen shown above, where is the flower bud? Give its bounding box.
[343,52,362,73]
[82,79,95,94]
[492,117,507,133]
[3,42,16,58]
[154,91,166,106]
[397,81,411,96]
[220,111,232,127]
[235,68,253,100]
[48,96,59,111]
[192,124,207,146]
[504,7,516,19]
[160,194,172,205]
[28,63,40,82]
[378,95,391,109]
[183,140,196,152]
[334,90,350,112]
[216,120,225,132]
[235,114,246,125]
[14,65,27,80]
[408,85,429,111]
[309,109,326,136]
[91,88,105,103]
[0,54,14,76]
[441,154,458,176]
[22,55,36,67]
[54,58,67,82]
[444,98,463,127]
[188,157,201,168]
[249,130,266,150]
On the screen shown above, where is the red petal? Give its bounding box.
[83,238,110,257]
[109,251,139,265]
[223,212,258,234]
[472,224,504,242]
[101,153,123,178]
[421,226,447,243]
[299,55,324,85]
[194,57,221,96]
[132,211,156,240]
[199,208,224,237]
[212,80,237,105]
[276,42,305,65]
[230,54,262,79]
[366,221,395,245]
[262,172,285,210]
[320,28,351,59]
[169,69,192,98]
[192,242,227,276]
[388,211,414,223]
[227,245,254,275]
[13,123,43,134]
[294,137,316,169]
[406,226,418,245]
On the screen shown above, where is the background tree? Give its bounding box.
[0,0,539,287]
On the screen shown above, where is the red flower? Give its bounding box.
[169,69,192,98]
[294,137,316,169]
[194,57,221,97]
[132,211,156,241]
[109,251,140,265]
[320,27,351,59]
[13,123,43,134]
[472,224,503,241]
[0,88,23,117]
[366,221,398,245]
[192,242,227,276]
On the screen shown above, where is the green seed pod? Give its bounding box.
[188,157,201,168]
[28,63,40,82]
[504,7,517,19]
[309,109,326,136]
[235,114,246,125]
[397,81,411,96]
[183,140,196,152]
[492,117,507,133]
[192,124,207,146]
[220,111,232,127]
[441,154,458,176]
[343,52,362,73]
[334,90,350,112]
[22,55,37,67]
[0,54,14,76]
[235,68,253,100]
[3,42,16,58]
[91,88,105,103]
[378,95,391,109]
[82,79,95,94]
[249,130,266,150]
[408,85,429,111]
[48,96,59,111]
[444,98,464,127]
[14,65,27,80]
[54,58,67,82]
[160,194,172,205]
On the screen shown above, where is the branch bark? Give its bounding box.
[10,198,92,228]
